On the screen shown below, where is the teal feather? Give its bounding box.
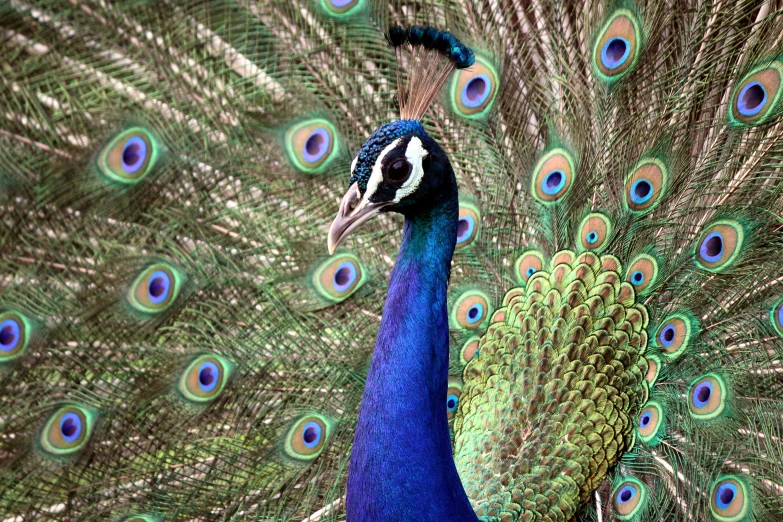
[2,1,783,521]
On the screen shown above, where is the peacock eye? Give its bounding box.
[383,157,412,185]
[0,311,32,361]
[40,406,95,456]
[451,290,492,329]
[688,373,727,420]
[285,118,339,173]
[611,477,647,519]
[127,263,184,314]
[655,313,696,361]
[460,336,480,365]
[592,9,642,82]
[637,401,664,445]
[710,476,750,521]
[456,202,481,248]
[730,63,783,126]
[514,250,545,284]
[178,355,232,403]
[531,149,576,204]
[624,158,668,213]
[695,220,744,272]
[577,212,613,253]
[625,253,659,296]
[284,415,332,461]
[449,55,498,118]
[446,377,463,419]
[98,127,159,183]
[312,253,367,302]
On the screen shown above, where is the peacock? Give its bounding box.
[2,0,783,521]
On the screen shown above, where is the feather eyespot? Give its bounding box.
[655,313,696,360]
[730,63,783,126]
[284,415,332,461]
[645,354,661,385]
[637,401,664,445]
[460,336,480,365]
[531,149,576,204]
[322,0,361,16]
[710,476,751,522]
[624,158,668,213]
[593,9,642,81]
[0,311,32,361]
[127,264,183,314]
[602,38,630,69]
[285,119,339,173]
[451,290,491,329]
[40,406,95,456]
[771,297,783,337]
[449,56,498,118]
[695,221,744,272]
[447,377,463,419]
[456,202,480,248]
[625,254,658,296]
[688,373,727,420]
[612,477,647,520]
[179,355,233,403]
[737,82,767,116]
[514,250,545,284]
[312,253,367,302]
[98,127,159,183]
[577,213,613,253]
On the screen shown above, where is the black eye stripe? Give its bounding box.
[380,136,414,167]
[354,138,411,195]
[348,120,425,192]
[368,184,398,203]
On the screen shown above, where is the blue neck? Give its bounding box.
[346,197,478,521]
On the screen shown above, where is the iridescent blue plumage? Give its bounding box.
[347,196,476,521]
[337,119,477,521]
[349,120,424,192]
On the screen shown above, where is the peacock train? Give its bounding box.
[1,1,783,521]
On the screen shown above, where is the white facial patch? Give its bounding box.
[393,136,427,202]
[360,136,429,204]
[350,156,358,177]
[362,138,401,202]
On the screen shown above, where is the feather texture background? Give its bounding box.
[1,0,783,520]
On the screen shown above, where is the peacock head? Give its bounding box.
[328,119,455,253]
[327,25,474,254]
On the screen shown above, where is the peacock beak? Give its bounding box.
[328,183,391,254]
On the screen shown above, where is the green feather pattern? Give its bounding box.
[2,1,783,521]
